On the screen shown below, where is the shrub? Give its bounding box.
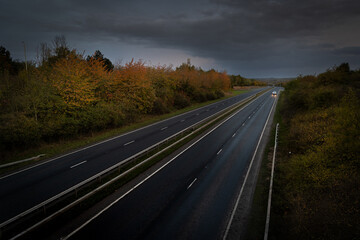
[273,65,360,239]
[151,98,170,115]
[214,89,225,98]
[205,91,217,100]
[192,89,207,102]
[174,92,191,109]
[0,113,41,148]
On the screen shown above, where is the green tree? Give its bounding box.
[335,62,350,73]
[87,50,114,72]
[44,35,72,66]
[0,46,12,75]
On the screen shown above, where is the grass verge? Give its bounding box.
[0,89,249,175]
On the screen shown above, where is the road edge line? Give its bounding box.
[223,93,277,240]
[0,89,266,180]
[62,90,269,240]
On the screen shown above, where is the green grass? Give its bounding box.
[0,89,249,175]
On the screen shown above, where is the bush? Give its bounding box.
[75,103,126,132]
[192,89,207,102]
[58,116,80,137]
[273,65,360,239]
[151,98,170,115]
[309,87,336,109]
[0,113,41,149]
[214,89,225,98]
[174,92,191,109]
[0,44,233,155]
[205,91,217,100]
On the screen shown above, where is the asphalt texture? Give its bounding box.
[0,88,266,225]
[67,88,279,240]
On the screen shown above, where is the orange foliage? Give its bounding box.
[87,58,112,100]
[51,54,103,108]
[111,59,155,113]
[0,43,234,151]
[49,55,229,114]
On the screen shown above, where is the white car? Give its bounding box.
[272,91,277,96]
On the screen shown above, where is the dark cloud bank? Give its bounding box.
[1,0,360,77]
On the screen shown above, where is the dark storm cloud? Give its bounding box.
[1,0,360,77]
[333,47,360,56]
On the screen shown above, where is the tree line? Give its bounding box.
[229,74,267,87]
[0,37,231,156]
[272,63,360,239]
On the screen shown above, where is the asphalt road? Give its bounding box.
[67,88,279,240]
[0,88,267,225]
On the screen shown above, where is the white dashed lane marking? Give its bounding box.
[187,178,197,190]
[70,161,87,169]
[124,140,135,146]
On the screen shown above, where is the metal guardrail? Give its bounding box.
[0,89,270,239]
[0,154,46,169]
[264,122,279,240]
[222,89,277,240]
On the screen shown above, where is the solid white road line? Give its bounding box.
[124,140,135,146]
[187,178,197,190]
[223,94,277,240]
[2,90,250,180]
[70,161,87,169]
[64,90,267,240]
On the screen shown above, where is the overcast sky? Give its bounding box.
[1,0,360,78]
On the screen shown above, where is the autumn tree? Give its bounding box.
[1,43,233,154]
[111,59,155,115]
[50,52,100,109]
[147,64,176,114]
